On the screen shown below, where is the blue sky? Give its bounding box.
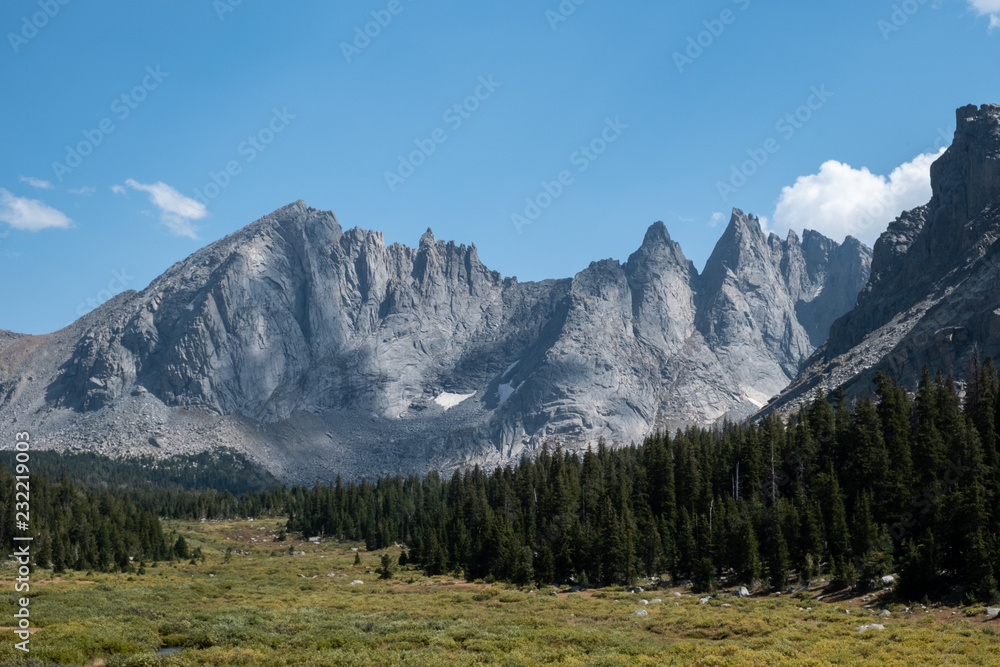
[1,0,998,335]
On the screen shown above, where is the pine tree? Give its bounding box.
[832,555,858,590]
[379,553,394,579]
[692,514,715,592]
[51,535,66,574]
[425,530,447,576]
[796,497,824,581]
[657,515,678,581]
[536,546,555,585]
[875,372,914,516]
[833,386,851,466]
[173,535,189,560]
[598,500,626,585]
[677,508,697,579]
[913,368,947,487]
[636,507,662,578]
[693,555,716,593]
[850,492,893,590]
[98,523,114,571]
[845,398,890,505]
[736,518,762,586]
[766,514,789,591]
[808,388,836,473]
[965,528,997,603]
[968,358,1000,521]
[821,470,850,566]
[36,534,52,570]
[898,531,941,600]
[512,545,534,585]
[742,425,766,504]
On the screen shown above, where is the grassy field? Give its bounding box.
[2,519,998,666]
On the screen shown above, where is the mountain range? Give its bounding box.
[0,206,868,482]
[2,103,997,483]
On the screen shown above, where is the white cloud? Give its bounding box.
[111,184,126,194]
[709,211,724,228]
[971,0,1000,9]
[19,176,54,190]
[0,189,72,231]
[969,0,1000,29]
[69,186,96,195]
[771,148,946,246]
[121,178,206,239]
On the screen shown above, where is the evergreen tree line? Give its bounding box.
[3,362,998,603]
[0,467,173,573]
[0,470,290,573]
[0,448,280,495]
[286,363,1000,603]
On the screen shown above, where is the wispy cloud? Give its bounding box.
[69,186,96,195]
[709,212,724,228]
[119,178,207,238]
[0,188,73,231]
[19,176,54,190]
[771,148,945,246]
[969,0,1000,29]
[111,184,126,194]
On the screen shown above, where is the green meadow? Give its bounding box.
[2,519,998,666]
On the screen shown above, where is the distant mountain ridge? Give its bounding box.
[0,207,869,483]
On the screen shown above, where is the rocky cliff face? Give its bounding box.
[0,204,869,482]
[695,213,871,404]
[765,104,1000,412]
